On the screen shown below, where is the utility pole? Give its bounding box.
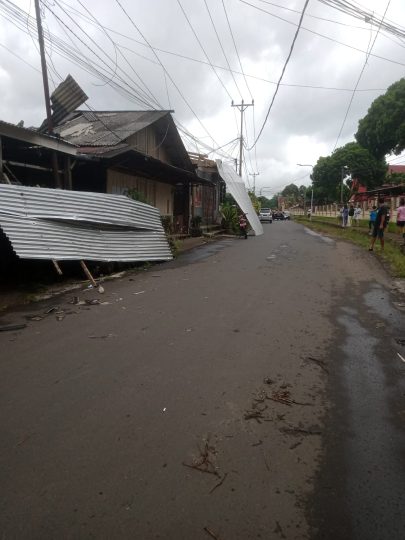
[249,172,260,195]
[231,99,254,177]
[34,0,61,188]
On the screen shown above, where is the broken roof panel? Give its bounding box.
[216,160,263,236]
[0,185,172,262]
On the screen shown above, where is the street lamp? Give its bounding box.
[340,165,350,204]
[297,164,314,220]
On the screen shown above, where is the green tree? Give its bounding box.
[248,190,261,213]
[257,195,273,208]
[356,78,405,159]
[312,142,387,202]
[281,183,300,206]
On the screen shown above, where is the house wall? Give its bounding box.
[106,168,173,216]
[126,126,170,164]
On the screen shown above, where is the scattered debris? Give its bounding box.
[280,426,322,436]
[88,333,117,339]
[182,440,220,477]
[85,299,100,305]
[209,472,228,494]
[397,352,405,363]
[252,440,263,447]
[26,315,44,322]
[44,306,59,314]
[303,355,329,373]
[263,377,274,385]
[0,323,27,332]
[268,389,293,406]
[395,338,405,346]
[133,291,145,295]
[203,526,220,540]
[55,311,65,321]
[289,441,302,450]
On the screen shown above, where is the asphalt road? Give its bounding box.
[1,221,404,540]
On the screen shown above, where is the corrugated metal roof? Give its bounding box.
[50,75,88,126]
[216,160,263,236]
[54,110,170,147]
[0,185,172,262]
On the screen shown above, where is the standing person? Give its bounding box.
[238,212,248,239]
[396,197,405,244]
[353,204,362,226]
[342,204,349,228]
[369,205,377,235]
[369,197,388,251]
[348,204,355,226]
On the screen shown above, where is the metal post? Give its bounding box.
[310,186,314,221]
[231,100,254,177]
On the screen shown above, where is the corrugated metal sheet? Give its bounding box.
[216,161,263,236]
[0,185,172,262]
[51,75,88,126]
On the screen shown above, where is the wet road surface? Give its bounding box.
[0,221,404,539]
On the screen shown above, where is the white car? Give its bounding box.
[259,208,273,223]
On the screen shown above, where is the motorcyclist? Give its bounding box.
[238,212,248,239]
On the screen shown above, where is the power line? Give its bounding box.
[332,0,392,151]
[238,0,405,69]
[113,0,227,152]
[247,0,310,151]
[176,0,234,101]
[43,1,390,93]
[203,0,243,100]
[221,0,254,101]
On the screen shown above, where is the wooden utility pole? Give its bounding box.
[231,100,254,177]
[34,0,61,189]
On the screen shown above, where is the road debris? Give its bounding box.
[0,323,27,332]
[280,426,322,436]
[203,526,220,539]
[209,472,228,494]
[268,389,293,406]
[303,355,329,373]
[85,299,101,305]
[88,333,117,339]
[182,440,220,477]
[397,352,405,363]
[263,377,274,385]
[133,291,146,295]
[395,338,405,346]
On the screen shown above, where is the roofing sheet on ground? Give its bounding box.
[0,185,172,262]
[216,160,263,236]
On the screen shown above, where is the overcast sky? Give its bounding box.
[1,0,404,196]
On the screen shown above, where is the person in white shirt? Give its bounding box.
[353,205,362,227]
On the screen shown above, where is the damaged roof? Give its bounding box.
[53,110,171,147]
[0,185,172,262]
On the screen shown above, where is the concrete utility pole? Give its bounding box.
[34,0,61,188]
[231,99,254,177]
[249,172,260,195]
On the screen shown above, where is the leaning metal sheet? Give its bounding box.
[216,160,263,236]
[0,185,172,262]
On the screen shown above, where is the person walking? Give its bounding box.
[369,197,388,251]
[353,204,362,226]
[342,204,349,228]
[396,197,405,244]
[348,204,355,226]
[369,205,377,235]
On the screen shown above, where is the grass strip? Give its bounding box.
[295,216,405,278]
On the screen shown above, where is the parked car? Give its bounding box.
[283,211,291,220]
[259,208,273,223]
